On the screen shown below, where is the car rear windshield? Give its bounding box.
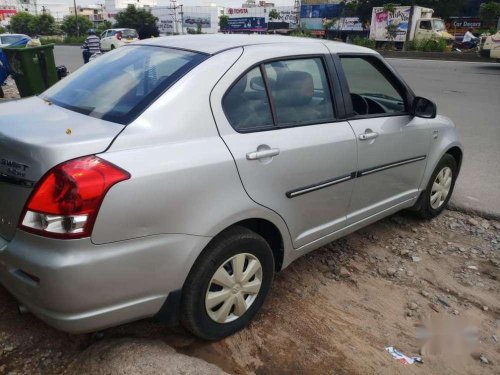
[42,46,206,125]
[2,35,24,44]
[121,29,138,38]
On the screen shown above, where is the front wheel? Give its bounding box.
[180,226,274,340]
[413,154,458,219]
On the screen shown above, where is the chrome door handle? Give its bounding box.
[359,132,379,141]
[246,148,280,160]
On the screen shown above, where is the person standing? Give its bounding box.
[82,29,101,64]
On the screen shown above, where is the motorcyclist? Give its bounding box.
[81,29,101,64]
[462,28,479,49]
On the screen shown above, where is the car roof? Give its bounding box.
[0,34,28,37]
[135,34,377,55]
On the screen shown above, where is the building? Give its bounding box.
[105,0,157,20]
[69,5,108,27]
[153,5,222,35]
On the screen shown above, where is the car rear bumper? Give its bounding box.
[0,231,211,333]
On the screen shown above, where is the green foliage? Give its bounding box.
[114,5,159,39]
[386,23,398,41]
[0,25,6,34]
[61,15,93,37]
[268,9,280,21]
[480,1,500,24]
[33,14,56,35]
[96,20,113,35]
[8,12,36,35]
[290,25,314,38]
[351,36,376,49]
[40,35,87,45]
[219,14,229,29]
[406,37,448,52]
[383,3,397,14]
[186,23,203,34]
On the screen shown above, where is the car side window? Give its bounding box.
[263,58,334,126]
[340,56,406,116]
[223,67,274,131]
[420,20,432,30]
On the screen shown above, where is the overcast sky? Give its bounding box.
[47,0,296,8]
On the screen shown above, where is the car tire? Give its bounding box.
[110,44,115,50]
[413,153,458,220]
[180,226,274,340]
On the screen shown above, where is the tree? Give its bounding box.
[61,15,93,37]
[114,5,159,39]
[33,13,55,35]
[219,14,229,30]
[9,12,37,35]
[96,20,113,35]
[268,9,280,21]
[480,1,500,24]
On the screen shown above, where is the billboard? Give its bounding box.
[0,8,17,24]
[300,4,342,19]
[228,17,267,32]
[445,17,483,38]
[183,13,211,29]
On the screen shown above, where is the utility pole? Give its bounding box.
[293,0,300,29]
[73,0,79,37]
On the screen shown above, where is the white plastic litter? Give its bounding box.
[385,346,422,365]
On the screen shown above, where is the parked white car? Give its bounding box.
[100,28,138,51]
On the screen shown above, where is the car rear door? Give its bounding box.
[100,30,109,50]
[334,54,432,225]
[211,44,357,249]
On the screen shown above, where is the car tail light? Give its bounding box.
[116,32,122,40]
[19,156,130,239]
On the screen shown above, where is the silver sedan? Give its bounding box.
[0,35,462,340]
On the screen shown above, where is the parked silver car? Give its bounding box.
[0,35,462,340]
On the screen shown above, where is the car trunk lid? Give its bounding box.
[0,97,125,241]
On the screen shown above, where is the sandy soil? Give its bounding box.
[0,210,499,374]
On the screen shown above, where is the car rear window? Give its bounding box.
[43,46,206,125]
[2,35,24,44]
[121,29,138,38]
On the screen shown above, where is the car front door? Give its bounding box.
[336,55,432,225]
[415,20,433,40]
[211,44,357,249]
[100,30,109,50]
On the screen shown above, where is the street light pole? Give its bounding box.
[73,0,80,37]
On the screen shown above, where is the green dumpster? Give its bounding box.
[3,44,58,97]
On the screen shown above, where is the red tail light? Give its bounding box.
[19,156,130,239]
[116,31,122,40]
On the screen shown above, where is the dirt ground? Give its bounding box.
[0,209,499,374]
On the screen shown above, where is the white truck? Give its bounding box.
[369,5,454,46]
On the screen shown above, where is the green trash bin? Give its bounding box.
[3,44,58,98]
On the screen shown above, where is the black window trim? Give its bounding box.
[333,53,416,121]
[222,54,344,134]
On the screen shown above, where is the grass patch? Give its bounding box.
[406,37,448,52]
[350,36,376,49]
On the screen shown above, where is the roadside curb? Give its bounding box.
[448,203,500,221]
[378,50,492,63]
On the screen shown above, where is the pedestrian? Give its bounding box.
[82,29,101,64]
[462,28,478,49]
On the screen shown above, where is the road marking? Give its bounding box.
[386,58,498,65]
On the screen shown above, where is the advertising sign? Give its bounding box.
[371,7,410,42]
[228,17,267,32]
[183,13,211,29]
[334,17,364,31]
[273,9,297,26]
[445,17,482,37]
[227,8,249,16]
[0,8,17,24]
[300,4,342,19]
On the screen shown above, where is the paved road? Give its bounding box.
[387,58,500,218]
[54,46,500,217]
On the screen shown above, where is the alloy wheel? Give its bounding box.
[205,253,263,324]
[430,166,453,209]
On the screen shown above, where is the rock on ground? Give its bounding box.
[69,338,227,375]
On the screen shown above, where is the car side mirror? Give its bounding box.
[412,96,437,119]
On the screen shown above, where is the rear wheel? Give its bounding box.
[413,154,457,219]
[180,226,274,340]
[110,44,115,50]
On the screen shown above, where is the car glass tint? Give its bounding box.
[122,29,138,38]
[2,35,23,44]
[43,46,206,125]
[340,57,405,115]
[263,58,334,126]
[223,67,274,131]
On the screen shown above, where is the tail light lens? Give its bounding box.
[19,156,130,239]
[116,32,122,40]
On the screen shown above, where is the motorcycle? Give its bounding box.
[452,38,480,53]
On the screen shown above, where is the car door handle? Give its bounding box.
[246,148,280,160]
[358,132,379,141]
